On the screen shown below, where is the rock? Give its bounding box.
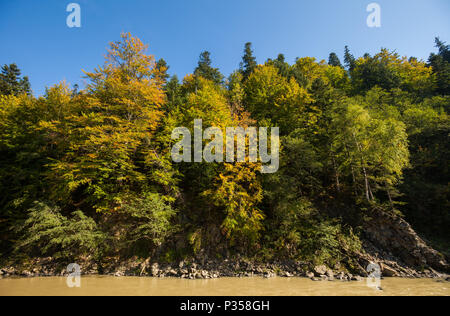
[336,272,346,281]
[306,272,315,279]
[263,271,275,279]
[351,276,363,281]
[151,263,159,277]
[381,264,398,277]
[178,261,184,269]
[314,265,328,276]
[326,269,334,278]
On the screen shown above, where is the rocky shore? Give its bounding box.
[1,256,449,282]
[1,207,449,282]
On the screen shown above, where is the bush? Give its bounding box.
[15,202,106,260]
[116,193,179,256]
[268,198,362,266]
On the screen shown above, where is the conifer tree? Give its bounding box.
[328,53,343,68]
[0,63,31,96]
[194,51,224,85]
[240,42,257,81]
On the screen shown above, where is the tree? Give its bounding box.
[194,51,224,85]
[240,42,257,81]
[154,58,170,85]
[350,49,434,95]
[0,64,31,96]
[344,46,356,72]
[328,53,343,68]
[434,37,450,62]
[271,54,291,78]
[330,100,409,204]
[244,64,311,134]
[43,33,176,212]
[429,37,450,95]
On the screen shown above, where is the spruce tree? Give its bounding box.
[240,42,257,80]
[0,63,31,96]
[194,51,224,85]
[155,58,170,84]
[328,52,343,68]
[344,46,356,72]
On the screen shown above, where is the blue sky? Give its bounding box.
[1,0,449,96]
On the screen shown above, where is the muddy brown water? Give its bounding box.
[0,276,448,296]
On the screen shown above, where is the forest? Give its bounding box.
[0,33,448,273]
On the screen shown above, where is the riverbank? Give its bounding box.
[1,256,449,282]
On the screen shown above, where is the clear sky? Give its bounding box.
[1,0,449,96]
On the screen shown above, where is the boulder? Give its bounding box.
[314,265,328,276]
[151,263,159,277]
[381,264,398,277]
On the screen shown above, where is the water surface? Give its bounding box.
[0,276,448,296]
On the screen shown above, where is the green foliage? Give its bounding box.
[194,51,224,85]
[429,38,450,95]
[350,49,434,95]
[244,64,311,133]
[115,193,179,254]
[0,64,31,96]
[15,202,106,260]
[240,42,257,81]
[265,198,361,266]
[1,34,448,269]
[328,53,343,68]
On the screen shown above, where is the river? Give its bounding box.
[1,276,449,296]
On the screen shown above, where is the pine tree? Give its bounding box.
[272,54,291,78]
[328,53,343,68]
[434,37,450,62]
[429,37,450,95]
[155,58,170,84]
[0,63,31,96]
[240,42,257,81]
[344,46,356,72]
[194,51,224,85]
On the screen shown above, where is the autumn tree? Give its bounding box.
[42,33,177,213]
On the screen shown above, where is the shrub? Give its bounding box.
[116,193,179,255]
[15,202,106,260]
